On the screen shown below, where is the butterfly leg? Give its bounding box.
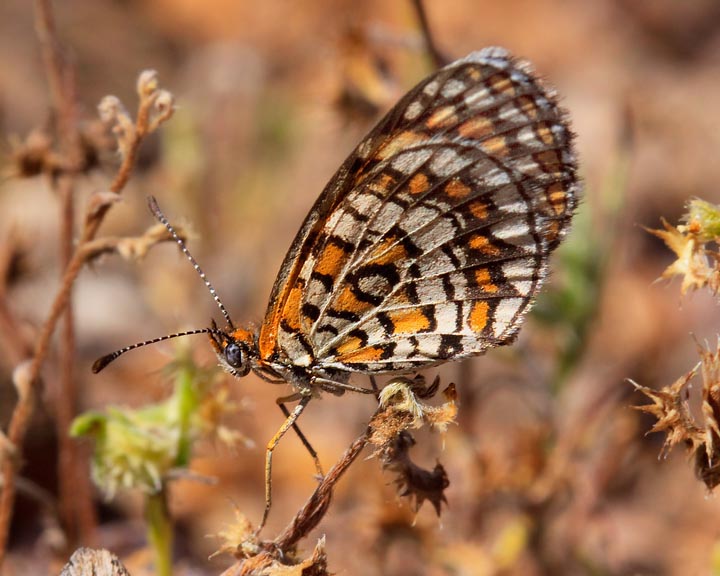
[276,396,324,477]
[259,392,313,532]
[311,376,375,395]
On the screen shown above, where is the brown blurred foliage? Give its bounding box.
[2,0,720,574]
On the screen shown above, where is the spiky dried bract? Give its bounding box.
[368,376,455,516]
[633,340,720,490]
[631,370,701,456]
[647,219,713,294]
[212,509,262,561]
[383,432,449,516]
[648,198,720,294]
[697,341,720,487]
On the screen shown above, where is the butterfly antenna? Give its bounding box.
[147,196,235,331]
[92,328,224,373]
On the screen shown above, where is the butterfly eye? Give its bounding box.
[224,342,250,376]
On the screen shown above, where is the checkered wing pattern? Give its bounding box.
[259,47,579,374]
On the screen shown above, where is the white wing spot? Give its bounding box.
[392,149,433,174]
[423,80,440,96]
[405,100,424,120]
[441,79,466,99]
[429,148,471,177]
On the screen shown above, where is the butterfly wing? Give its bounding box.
[259,47,579,374]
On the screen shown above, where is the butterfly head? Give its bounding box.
[208,322,257,378]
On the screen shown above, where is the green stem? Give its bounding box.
[146,488,173,576]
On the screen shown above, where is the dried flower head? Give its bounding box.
[368,376,456,516]
[633,339,720,490]
[648,199,720,294]
[211,508,261,561]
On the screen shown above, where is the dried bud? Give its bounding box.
[136,69,159,99]
[211,508,260,560]
[154,90,175,118]
[97,96,127,124]
[148,89,176,132]
[687,199,720,243]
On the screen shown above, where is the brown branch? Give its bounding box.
[409,0,448,68]
[0,5,175,562]
[36,0,96,552]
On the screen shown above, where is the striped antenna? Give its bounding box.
[92,328,224,373]
[147,196,235,330]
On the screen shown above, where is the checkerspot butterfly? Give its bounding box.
[94,47,579,527]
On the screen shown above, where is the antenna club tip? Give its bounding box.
[92,355,114,374]
[147,195,160,214]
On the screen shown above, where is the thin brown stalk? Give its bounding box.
[0,236,33,366]
[0,2,160,562]
[38,0,96,550]
[410,0,448,68]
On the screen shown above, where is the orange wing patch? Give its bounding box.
[469,200,488,219]
[488,73,516,97]
[518,96,540,119]
[474,268,499,293]
[283,285,305,332]
[480,135,509,157]
[426,105,458,129]
[333,285,376,316]
[336,345,386,363]
[387,308,431,334]
[409,173,430,195]
[469,235,501,256]
[315,242,350,278]
[547,182,569,216]
[377,131,429,160]
[468,301,489,332]
[368,240,409,267]
[458,116,494,139]
[535,122,555,145]
[445,179,471,199]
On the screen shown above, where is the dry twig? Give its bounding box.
[0,3,175,563]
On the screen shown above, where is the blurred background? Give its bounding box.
[2,0,720,574]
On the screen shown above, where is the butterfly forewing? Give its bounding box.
[260,47,579,374]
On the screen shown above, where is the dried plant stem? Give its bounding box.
[410,0,448,68]
[0,1,156,562]
[0,237,34,367]
[57,177,98,546]
[38,0,98,551]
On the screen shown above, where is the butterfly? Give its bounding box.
[94,46,579,529]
